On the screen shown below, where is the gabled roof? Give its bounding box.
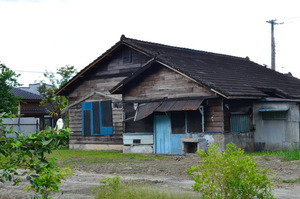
[10,88,43,100]
[57,35,300,99]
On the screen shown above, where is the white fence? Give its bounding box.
[2,117,39,137]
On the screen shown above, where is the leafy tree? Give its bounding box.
[0,112,73,199]
[0,62,21,113]
[38,65,77,120]
[186,143,274,199]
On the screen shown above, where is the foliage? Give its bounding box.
[0,113,73,199]
[0,62,21,114]
[92,176,197,199]
[186,143,274,199]
[24,166,72,198]
[37,65,77,119]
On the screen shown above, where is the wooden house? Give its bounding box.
[10,84,50,130]
[56,35,300,153]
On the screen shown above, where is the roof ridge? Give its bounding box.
[12,87,43,99]
[122,35,249,61]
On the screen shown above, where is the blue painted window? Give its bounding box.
[230,114,250,133]
[82,101,113,136]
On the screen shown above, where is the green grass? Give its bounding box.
[47,150,168,168]
[246,146,300,161]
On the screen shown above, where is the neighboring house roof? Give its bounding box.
[10,87,49,115]
[56,35,300,99]
[19,83,51,96]
[10,88,43,100]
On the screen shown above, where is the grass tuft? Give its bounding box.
[272,177,300,184]
[92,177,197,199]
[247,144,300,161]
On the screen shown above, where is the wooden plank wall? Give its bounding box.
[67,46,151,146]
[91,46,149,78]
[204,99,224,132]
[68,78,124,145]
[124,66,215,101]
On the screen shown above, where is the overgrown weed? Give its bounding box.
[92,176,197,199]
[247,144,300,161]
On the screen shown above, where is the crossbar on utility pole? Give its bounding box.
[266,19,284,71]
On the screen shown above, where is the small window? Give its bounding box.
[187,110,202,133]
[133,139,141,145]
[230,114,250,133]
[171,111,185,134]
[112,102,122,109]
[262,111,287,120]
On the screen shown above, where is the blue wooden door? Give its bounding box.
[154,115,170,154]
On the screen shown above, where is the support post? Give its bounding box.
[199,106,204,132]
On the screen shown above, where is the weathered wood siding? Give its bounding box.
[68,78,124,145]
[67,46,151,146]
[124,66,215,101]
[90,46,149,79]
[204,99,224,132]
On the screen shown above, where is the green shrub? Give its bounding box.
[186,143,275,199]
[0,113,73,199]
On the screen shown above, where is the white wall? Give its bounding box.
[2,117,39,137]
[253,102,300,150]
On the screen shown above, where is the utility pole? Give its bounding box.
[266,19,283,71]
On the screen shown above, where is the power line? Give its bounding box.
[15,70,46,74]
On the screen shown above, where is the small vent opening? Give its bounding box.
[133,139,141,145]
[183,142,197,153]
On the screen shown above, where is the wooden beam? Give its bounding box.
[61,91,121,114]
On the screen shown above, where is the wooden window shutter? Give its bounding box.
[83,110,91,136]
[82,102,92,136]
[92,102,101,135]
[100,101,113,135]
[101,101,113,127]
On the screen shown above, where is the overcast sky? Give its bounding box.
[1,0,300,86]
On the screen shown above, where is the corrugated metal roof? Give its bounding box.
[134,99,204,121]
[156,99,203,112]
[259,108,289,112]
[134,102,161,121]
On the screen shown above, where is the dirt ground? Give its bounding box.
[0,155,300,199]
